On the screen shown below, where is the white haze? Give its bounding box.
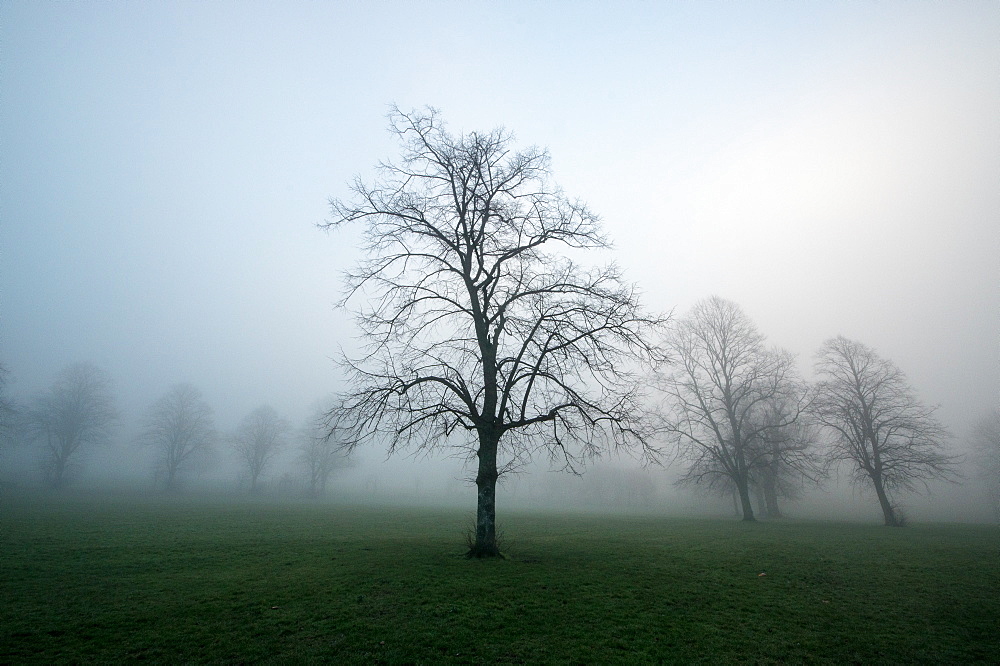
[1,2,997,522]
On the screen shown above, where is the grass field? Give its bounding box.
[1,491,998,664]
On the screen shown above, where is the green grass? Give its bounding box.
[1,491,998,664]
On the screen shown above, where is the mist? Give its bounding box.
[2,2,997,527]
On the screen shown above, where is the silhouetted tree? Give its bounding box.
[673,393,823,519]
[659,297,807,522]
[970,409,1000,520]
[321,106,667,556]
[139,384,215,491]
[748,396,824,518]
[812,336,958,526]
[299,409,352,497]
[232,405,287,494]
[26,363,117,488]
[0,363,19,449]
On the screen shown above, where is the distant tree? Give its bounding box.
[232,405,287,494]
[659,297,808,522]
[970,409,1000,520]
[139,384,215,491]
[25,363,117,488]
[0,362,19,449]
[299,410,352,497]
[673,394,823,520]
[321,106,667,556]
[748,396,824,518]
[812,336,958,526]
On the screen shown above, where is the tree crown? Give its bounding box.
[323,107,667,471]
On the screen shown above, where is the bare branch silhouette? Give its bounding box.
[321,106,668,556]
[658,297,814,521]
[812,336,959,526]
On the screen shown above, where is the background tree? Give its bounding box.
[0,362,19,449]
[139,383,215,491]
[322,107,667,556]
[748,396,824,518]
[232,405,287,494]
[812,336,958,526]
[659,297,808,521]
[25,363,117,488]
[970,409,1000,520]
[299,408,353,497]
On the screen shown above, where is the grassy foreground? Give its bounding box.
[1,492,998,664]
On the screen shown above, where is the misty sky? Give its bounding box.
[2,2,998,451]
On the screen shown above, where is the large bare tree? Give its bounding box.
[321,107,667,556]
[232,405,287,494]
[659,297,808,521]
[26,363,117,488]
[139,384,215,491]
[812,336,958,526]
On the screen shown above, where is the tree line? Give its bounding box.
[2,108,996,556]
[0,365,350,496]
[319,106,995,555]
[658,297,960,527]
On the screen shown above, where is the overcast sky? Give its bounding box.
[3,1,997,450]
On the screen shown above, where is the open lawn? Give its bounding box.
[1,491,998,664]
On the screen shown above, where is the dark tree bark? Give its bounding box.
[812,336,958,527]
[873,476,898,527]
[735,472,756,522]
[473,429,501,557]
[321,107,667,556]
[759,467,782,519]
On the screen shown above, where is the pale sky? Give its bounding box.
[2,1,998,452]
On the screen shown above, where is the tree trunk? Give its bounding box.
[165,465,179,492]
[761,469,782,519]
[50,441,69,489]
[873,477,899,526]
[469,430,501,558]
[736,476,756,522]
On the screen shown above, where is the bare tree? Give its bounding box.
[748,397,824,518]
[321,107,667,556]
[0,363,19,449]
[970,409,1000,520]
[232,405,287,494]
[659,297,808,521]
[812,336,958,526]
[299,409,353,497]
[25,363,117,488]
[139,384,215,491]
[670,393,822,519]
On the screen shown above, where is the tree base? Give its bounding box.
[465,543,504,559]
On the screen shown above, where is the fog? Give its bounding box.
[2,2,997,523]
